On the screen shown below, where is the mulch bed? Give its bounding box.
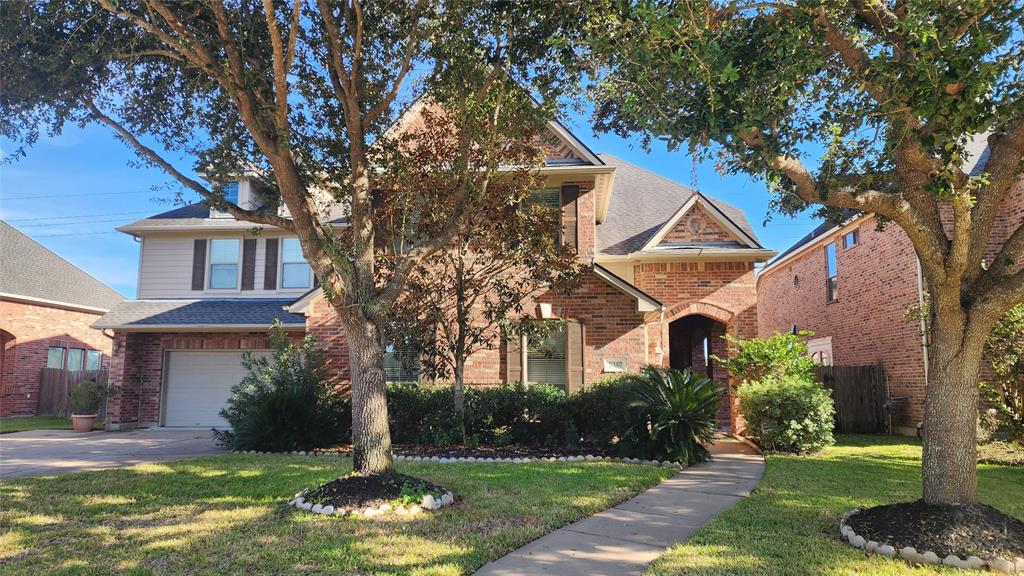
[327,443,611,459]
[303,472,449,512]
[847,500,1024,559]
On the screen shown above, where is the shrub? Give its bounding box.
[982,303,1024,444]
[214,326,349,452]
[622,367,719,465]
[569,373,646,450]
[70,380,105,415]
[387,384,457,445]
[737,376,835,453]
[714,331,817,384]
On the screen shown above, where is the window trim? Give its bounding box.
[46,346,65,369]
[825,243,839,302]
[524,322,568,391]
[278,237,314,290]
[207,237,243,292]
[843,228,860,249]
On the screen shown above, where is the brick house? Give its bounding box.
[0,221,124,417]
[95,119,775,432]
[756,139,1024,434]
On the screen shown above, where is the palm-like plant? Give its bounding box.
[624,366,720,465]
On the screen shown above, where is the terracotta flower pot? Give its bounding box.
[71,414,97,433]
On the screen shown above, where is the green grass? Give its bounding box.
[647,435,1024,576]
[0,455,673,575]
[0,416,103,434]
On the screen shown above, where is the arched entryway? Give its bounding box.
[668,314,731,428]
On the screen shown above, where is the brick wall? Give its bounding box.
[757,217,930,431]
[0,299,112,417]
[660,205,735,244]
[104,330,303,429]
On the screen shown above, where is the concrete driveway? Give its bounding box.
[0,428,225,479]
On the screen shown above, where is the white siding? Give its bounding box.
[137,232,315,299]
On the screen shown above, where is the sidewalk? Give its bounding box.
[474,437,764,576]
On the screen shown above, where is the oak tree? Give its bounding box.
[587,1,1024,504]
[1,0,586,475]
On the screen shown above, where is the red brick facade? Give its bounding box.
[0,299,113,417]
[757,179,1024,433]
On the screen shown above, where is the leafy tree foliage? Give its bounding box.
[386,150,584,441]
[586,0,1024,505]
[0,0,588,475]
[983,303,1024,444]
[714,331,818,384]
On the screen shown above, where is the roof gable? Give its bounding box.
[0,221,124,311]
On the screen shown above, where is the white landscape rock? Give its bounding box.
[300,502,313,511]
[991,558,1016,574]
[942,554,964,568]
[1015,558,1024,572]
[311,504,323,514]
[877,545,895,557]
[920,551,940,565]
[965,556,985,570]
[900,547,918,562]
[422,494,440,510]
[865,541,879,554]
[441,492,454,506]
[849,534,866,549]
[321,505,334,515]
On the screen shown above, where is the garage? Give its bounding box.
[162,350,269,428]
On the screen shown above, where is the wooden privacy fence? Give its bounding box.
[813,363,887,434]
[37,368,109,418]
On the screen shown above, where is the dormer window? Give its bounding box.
[224,181,239,206]
[280,238,312,289]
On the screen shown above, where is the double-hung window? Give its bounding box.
[85,350,102,371]
[46,347,64,369]
[280,238,312,289]
[66,348,84,371]
[209,238,240,290]
[825,242,838,302]
[526,324,567,391]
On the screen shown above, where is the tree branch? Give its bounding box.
[965,123,1024,285]
[85,99,294,231]
[363,1,424,128]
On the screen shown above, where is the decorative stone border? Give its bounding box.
[288,488,456,517]
[233,449,685,469]
[839,510,1024,573]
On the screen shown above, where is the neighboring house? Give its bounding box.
[95,119,775,432]
[757,137,1024,434]
[0,221,124,417]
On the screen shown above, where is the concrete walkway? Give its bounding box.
[0,428,224,479]
[474,437,764,576]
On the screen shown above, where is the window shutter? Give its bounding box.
[191,239,207,291]
[560,185,579,249]
[264,238,279,290]
[241,239,256,290]
[565,320,585,393]
[506,334,522,383]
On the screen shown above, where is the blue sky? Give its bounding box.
[1,112,823,299]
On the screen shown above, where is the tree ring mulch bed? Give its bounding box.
[290,472,454,517]
[842,500,1024,571]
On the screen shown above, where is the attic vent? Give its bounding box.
[688,217,703,234]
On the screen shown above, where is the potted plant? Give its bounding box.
[70,380,105,432]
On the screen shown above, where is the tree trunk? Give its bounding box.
[920,303,987,505]
[341,308,395,475]
[454,359,466,444]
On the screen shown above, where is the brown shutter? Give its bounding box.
[560,184,579,250]
[241,238,256,290]
[264,238,279,290]
[506,333,522,383]
[191,239,207,291]
[565,320,584,393]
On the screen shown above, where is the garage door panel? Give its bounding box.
[163,351,269,428]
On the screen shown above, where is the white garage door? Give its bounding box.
[163,350,269,428]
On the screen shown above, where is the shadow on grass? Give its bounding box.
[646,435,1024,576]
[0,455,674,575]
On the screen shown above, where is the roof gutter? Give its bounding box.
[90,323,306,332]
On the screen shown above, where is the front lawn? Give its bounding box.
[647,435,1024,575]
[0,455,673,575]
[0,416,103,434]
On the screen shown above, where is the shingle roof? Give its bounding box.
[119,203,350,232]
[596,154,760,256]
[0,221,124,311]
[93,298,306,330]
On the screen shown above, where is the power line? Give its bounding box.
[4,210,153,222]
[2,190,173,200]
[31,231,124,238]
[15,217,141,228]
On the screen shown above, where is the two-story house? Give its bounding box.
[95,119,775,432]
[757,136,1024,434]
